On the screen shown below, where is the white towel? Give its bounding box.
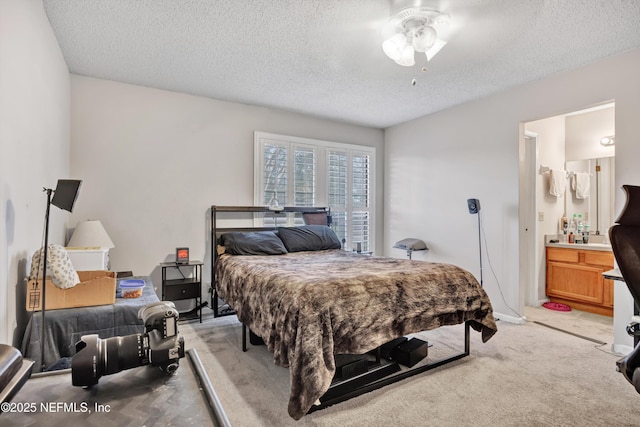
[572,172,590,199]
[549,169,566,197]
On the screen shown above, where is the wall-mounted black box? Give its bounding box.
[392,338,428,368]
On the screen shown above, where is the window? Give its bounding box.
[255,132,375,251]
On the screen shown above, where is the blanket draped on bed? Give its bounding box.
[215,249,497,419]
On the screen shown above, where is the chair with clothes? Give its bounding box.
[609,185,640,392]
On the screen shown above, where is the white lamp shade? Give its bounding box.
[412,26,437,53]
[395,44,415,66]
[382,33,407,61]
[67,220,115,248]
[425,39,447,61]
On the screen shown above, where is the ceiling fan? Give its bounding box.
[381,2,452,67]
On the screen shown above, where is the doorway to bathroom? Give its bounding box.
[520,101,615,321]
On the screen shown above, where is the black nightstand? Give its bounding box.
[161,260,203,322]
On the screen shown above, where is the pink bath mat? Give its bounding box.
[542,302,572,312]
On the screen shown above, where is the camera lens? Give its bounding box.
[102,334,145,374]
[71,301,184,387]
[72,334,145,387]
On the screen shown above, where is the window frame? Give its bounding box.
[254,131,376,251]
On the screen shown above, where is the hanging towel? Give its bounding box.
[549,169,566,197]
[572,172,590,199]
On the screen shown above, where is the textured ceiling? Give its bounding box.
[42,0,640,128]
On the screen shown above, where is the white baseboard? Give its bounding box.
[613,343,633,355]
[494,311,527,325]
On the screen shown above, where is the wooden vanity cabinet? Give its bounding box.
[545,246,614,316]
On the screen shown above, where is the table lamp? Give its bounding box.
[67,220,114,270]
[67,220,114,249]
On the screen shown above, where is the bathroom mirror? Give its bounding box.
[565,156,615,235]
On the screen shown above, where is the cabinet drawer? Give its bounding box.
[547,247,579,263]
[164,282,200,300]
[584,251,614,268]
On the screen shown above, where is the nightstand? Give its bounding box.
[161,260,203,322]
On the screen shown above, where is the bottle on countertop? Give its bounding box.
[568,232,575,244]
[567,214,577,237]
[560,215,568,242]
[575,231,583,244]
[561,215,568,234]
[582,221,590,244]
[575,214,583,243]
[577,214,584,234]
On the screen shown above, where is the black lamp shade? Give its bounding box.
[51,180,82,212]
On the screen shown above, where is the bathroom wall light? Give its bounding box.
[600,136,615,146]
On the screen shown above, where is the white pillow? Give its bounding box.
[30,244,81,289]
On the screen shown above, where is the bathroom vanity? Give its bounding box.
[545,242,614,316]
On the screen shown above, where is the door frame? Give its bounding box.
[519,128,540,313]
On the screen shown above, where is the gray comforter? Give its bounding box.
[215,249,497,419]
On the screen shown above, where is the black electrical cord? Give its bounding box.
[479,213,523,319]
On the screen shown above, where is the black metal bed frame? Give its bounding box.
[312,322,470,413]
[210,205,330,316]
[209,205,472,414]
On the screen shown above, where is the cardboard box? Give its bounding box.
[26,270,116,311]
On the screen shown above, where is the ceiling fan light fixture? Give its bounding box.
[381,6,450,66]
[382,33,408,61]
[395,44,416,66]
[425,38,447,61]
[412,25,437,52]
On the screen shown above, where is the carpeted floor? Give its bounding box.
[179,307,640,426]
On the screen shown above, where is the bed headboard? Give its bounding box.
[209,205,330,316]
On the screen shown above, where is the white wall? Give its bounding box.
[385,48,640,322]
[0,0,70,346]
[526,116,566,304]
[566,107,616,161]
[69,75,385,296]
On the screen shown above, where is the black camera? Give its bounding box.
[71,301,185,387]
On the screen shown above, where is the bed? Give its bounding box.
[210,206,497,420]
[21,276,160,371]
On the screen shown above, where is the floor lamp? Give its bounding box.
[467,198,483,286]
[39,179,82,371]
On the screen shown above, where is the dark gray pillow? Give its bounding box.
[277,225,342,252]
[221,231,287,255]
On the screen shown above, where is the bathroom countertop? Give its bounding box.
[603,268,623,281]
[545,241,612,251]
